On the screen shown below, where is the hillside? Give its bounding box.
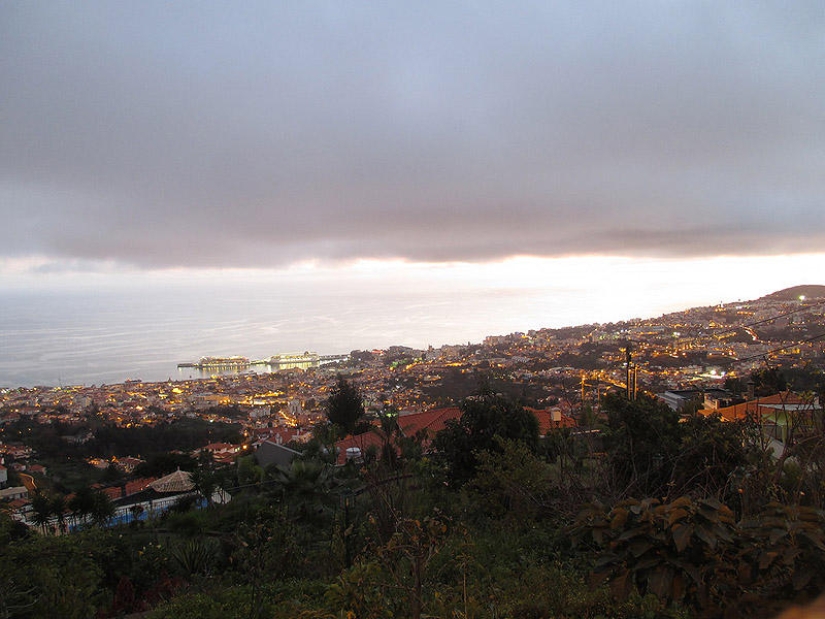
[763,285,825,301]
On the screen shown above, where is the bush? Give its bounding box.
[571,496,825,618]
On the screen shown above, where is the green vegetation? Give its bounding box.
[2,416,240,493]
[434,389,539,486]
[325,375,367,437]
[4,416,241,461]
[2,384,825,618]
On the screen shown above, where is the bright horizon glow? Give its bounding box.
[2,253,821,328]
[1,252,822,387]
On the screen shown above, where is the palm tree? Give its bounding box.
[190,467,217,508]
[50,494,67,534]
[90,490,115,528]
[68,486,96,529]
[30,491,52,534]
[129,504,144,525]
[270,459,338,522]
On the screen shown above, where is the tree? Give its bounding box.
[236,454,264,489]
[375,513,450,619]
[433,389,539,486]
[90,490,116,528]
[468,437,554,524]
[0,511,29,545]
[133,452,197,478]
[376,409,402,469]
[101,463,122,483]
[30,491,53,534]
[602,392,683,498]
[325,512,450,619]
[572,497,825,618]
[191,451,219,507]
[751,366,788,397]
[270,459,339,524]
[670,413,752,502]
[360,409,417,544]
[68,486,96,529]
[50,494,68,535]
[726,366,789,398]
[326,376,366,436]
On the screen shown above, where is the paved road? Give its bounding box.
[20,472,36,492]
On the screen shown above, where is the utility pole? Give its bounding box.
[624,341,636,401]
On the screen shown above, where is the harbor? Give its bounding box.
[177,352,349,371]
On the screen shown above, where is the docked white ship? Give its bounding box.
[264,352,320,365]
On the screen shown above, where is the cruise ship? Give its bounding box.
[177,356,250,369]
[177,352,348,370]
[264,352,320,365]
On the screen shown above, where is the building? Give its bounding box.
[334,406,462,465]
[526,407,577,434]
[0,486,27,501]
[658,389,703,412]
[197,442,245,465]
[255,440,301,469]
[698,391,820,459]
[658,388,741,413]
[103,469,229,528]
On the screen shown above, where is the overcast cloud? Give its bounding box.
[2,2,824,271]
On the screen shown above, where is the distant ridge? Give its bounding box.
[762,285,825,301]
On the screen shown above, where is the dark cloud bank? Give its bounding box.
[1,2,824,269]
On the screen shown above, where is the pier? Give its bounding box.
[260,352,350,367]
[178,352,349,370]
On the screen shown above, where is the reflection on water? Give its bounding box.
[179,360,318,381]
[0,284,594,388]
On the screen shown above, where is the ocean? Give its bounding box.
[1,284,597,388]
[0,255,808,388]
[1,262,776,390]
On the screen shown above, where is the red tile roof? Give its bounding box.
[333,404,579,465]
[699,391,816,422]
[333,406,462,465]
[268,427,297,445]
[397,407,461,438]
[526,407,577,434]
[335,431,387,465]
[100,477,157,500]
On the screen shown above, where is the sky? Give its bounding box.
[1,2,824,330]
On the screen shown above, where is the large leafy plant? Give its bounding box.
[572,496,825,618]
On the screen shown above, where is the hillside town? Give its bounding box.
[1,286,825,618]
[1,286,823,510]
[2,286,823,424]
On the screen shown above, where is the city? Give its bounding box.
[2,285,823,497]
[1,285,824,617]
[2,285,821,437]
[4,3,824,616]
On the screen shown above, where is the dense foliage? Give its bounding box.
[3,416,241,460]
[325,376,367,436]
[434,389,540,486]
[3,385,825,618]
